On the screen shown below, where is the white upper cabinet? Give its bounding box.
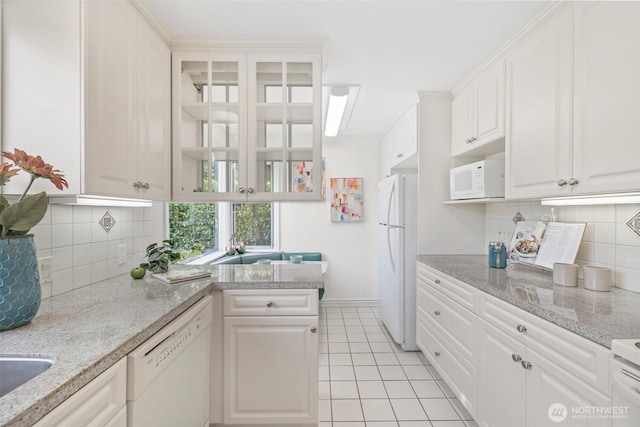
[572,1,640,195]
[172,50,323,202]
[451,60,505,158]
[505,4,573,199]
[3,0,171,201]
[506,2,640,199]
[380,99,419,177]
[85,0,171,200]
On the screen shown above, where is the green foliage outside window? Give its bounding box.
[234,203,272,246]
[169,203,218,260]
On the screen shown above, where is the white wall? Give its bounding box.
[280,135,380,303]
[416,92,485,255]
[485,201,640,293]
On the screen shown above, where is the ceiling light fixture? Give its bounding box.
[324,86,350,137]
[541,192,640,206]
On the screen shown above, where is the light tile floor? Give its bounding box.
[318,306,478,427]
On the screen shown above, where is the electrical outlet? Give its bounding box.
[38,256,53,285]
[117,244,127,265]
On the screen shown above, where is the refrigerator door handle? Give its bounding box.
[385,179,396,226]
[387,226,396,273]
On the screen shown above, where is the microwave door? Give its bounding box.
[454,170,473,199]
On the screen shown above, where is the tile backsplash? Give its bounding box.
[485,202,640,293]
[31,205,154,298]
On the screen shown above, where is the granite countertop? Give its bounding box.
[0,263,323,427]
[417,254,640,348]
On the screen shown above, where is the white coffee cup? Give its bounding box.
[553,263,578,287]
[583,266,612,292]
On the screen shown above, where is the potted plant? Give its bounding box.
[0,148,69,331]
[139,240,181,274]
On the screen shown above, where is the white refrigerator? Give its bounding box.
[378,174,419,351]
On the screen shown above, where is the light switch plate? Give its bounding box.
[38,256,53,285]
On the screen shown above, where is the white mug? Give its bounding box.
[583,266,612,292]
[553,263,578,287]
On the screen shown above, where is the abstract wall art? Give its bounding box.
[330,177,363,222]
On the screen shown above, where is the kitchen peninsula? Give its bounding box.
[0,263,323,427]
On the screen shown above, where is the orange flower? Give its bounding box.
[2,148,69,190]
[0,162,19,186]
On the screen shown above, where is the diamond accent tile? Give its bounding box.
[625,210,640,238]
[99,211,116,233]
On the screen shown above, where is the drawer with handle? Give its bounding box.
[223,289,319,316]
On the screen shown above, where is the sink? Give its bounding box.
[0,356,55,398]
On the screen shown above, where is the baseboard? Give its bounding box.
[320,298,378,307]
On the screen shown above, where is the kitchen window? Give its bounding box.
[168,201,277,262]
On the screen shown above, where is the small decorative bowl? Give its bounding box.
[289,255,303,264]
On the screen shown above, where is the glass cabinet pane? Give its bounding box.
[178,58,242,195]
[254,150,315,193]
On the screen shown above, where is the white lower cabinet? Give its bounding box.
[478,319,610,427]
[34,358,127,427]
[416,263,478,419]
[417,263,612,427]
[222,289,319,425]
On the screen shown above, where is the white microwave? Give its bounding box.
[450,159,505,200]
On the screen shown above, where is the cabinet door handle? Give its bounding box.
[557,179,568,187]
[239,187,246,193]
[310,327,317,333]
[434,351,440,357]
[434,279,441,284]
[521,360,532,370]
[248,187,255,193]
[266,301,273,308]
[512,353,522,363]
[516,324,527,333]
[568,178,579,186]
[434,311,441,316]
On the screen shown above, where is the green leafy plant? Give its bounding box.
[140,240,181,273]
[0,149,69,236]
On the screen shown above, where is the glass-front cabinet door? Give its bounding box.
[172,50,322,202]
[248,53,322,201]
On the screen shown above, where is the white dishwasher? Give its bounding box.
[127,295,212,427]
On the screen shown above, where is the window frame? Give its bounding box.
[167,201,279,265]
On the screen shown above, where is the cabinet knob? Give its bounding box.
[557,179,568,187]
[239,187,246,193]
[469,137,477,143]
[568,178,579,186]
[434,279,441,285]
[248,187,255,193]
[521,360,532,370]
[397,153,403,158]
[511,353,522,363]
[434,310,441,316]
[465,138,471,144]
[434,351,440,357]
[133,181,141,189]
[516,324,527,333]
[142,182,149,190]
[310,327,317,333]
[266,301,273,308]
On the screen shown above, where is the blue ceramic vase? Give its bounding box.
[0,235,41,331]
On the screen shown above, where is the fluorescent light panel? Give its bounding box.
[324,87,349,137]
[541,192,640,206]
